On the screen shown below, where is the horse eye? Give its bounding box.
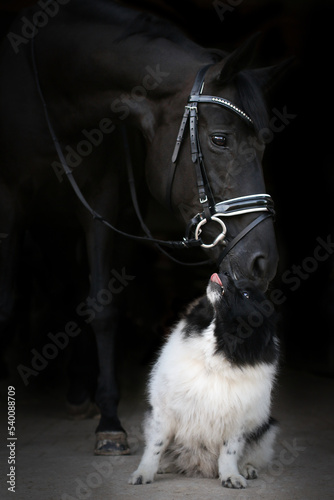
[242,291,250,299]
[211,134,227,147]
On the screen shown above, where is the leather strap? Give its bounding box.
[188,95,253,125]
[217,213,272,266]
[32,33,273,267]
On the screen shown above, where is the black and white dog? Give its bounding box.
[129,272,279,489]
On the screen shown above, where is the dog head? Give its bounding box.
[207,272,266,313]
[206,273,278,365]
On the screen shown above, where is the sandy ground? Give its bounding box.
[0,366,333,500]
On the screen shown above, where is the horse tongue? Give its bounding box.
[210,273,222,286]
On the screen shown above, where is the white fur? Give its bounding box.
[129,314,278,488]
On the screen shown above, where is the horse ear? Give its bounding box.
[251,57,296,94]
[215,33,261,85]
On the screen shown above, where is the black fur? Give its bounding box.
[67,0,269,136]
[183,274,279,367]
[183,296,214,337]
[245,417,278,445]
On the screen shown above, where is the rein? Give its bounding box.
[30,38,201,255]
[31,36,274,267]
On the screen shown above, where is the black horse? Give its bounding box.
[0,0,282,454]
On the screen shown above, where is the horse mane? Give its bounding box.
[66,0,269,131]
[65,0,129,21]
[66,0,194,47]
[236,71,269,133]
[113,12,193,45]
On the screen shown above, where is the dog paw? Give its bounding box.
[128,469,154,485]
[241,464,258,480]
[221,474,247,489]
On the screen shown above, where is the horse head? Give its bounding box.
[145,36,288,291]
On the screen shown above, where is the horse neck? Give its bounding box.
[80,47,210,140]
[106,51,209,141]
[38,7,214,140]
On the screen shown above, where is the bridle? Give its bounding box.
[167,63,275,264]
[31,34,274,266]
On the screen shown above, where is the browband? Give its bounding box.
[188,95,253,125]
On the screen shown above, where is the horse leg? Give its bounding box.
[81,219,132,455]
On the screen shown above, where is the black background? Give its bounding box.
[1,0,333,394]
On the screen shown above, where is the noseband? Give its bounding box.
[167,64,275,263]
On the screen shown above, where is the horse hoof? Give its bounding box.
[66,399,100,420]
[94,431,131,456]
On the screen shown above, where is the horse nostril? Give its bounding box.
[252,254,267,278]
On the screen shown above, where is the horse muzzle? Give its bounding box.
[184,193,278,290]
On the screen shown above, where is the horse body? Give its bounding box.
[0,0,279,453]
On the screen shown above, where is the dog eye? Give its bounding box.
[242,291,250,299]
